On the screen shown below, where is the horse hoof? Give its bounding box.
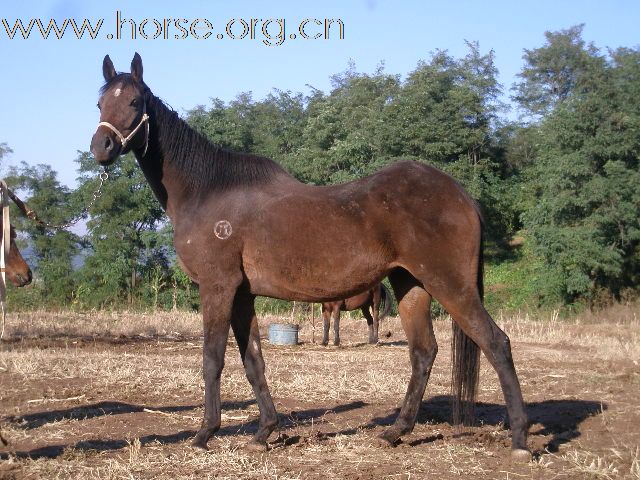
[244,440,268,452]
[375,429,399,448]
[191,439,209,451]
[191,432,210,450]
[373,436,394,448]
[511,448,532,463]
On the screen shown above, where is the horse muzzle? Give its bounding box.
[11,268,32,287]
[90,129,121,166]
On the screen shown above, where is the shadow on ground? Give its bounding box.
[1,396,604,459]
[6,401,212,430]
[0,400,367,459]
[369,395,606,453]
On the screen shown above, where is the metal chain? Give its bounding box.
[8,170,109,230]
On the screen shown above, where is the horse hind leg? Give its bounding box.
[377,268,437,446]
[362,306,376,344]
[430,283,530,461]
[371,286,382,344]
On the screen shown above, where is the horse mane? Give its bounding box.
[102,74,288,193]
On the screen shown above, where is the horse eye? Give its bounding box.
[96,102,101,110]
[130,99,139,107]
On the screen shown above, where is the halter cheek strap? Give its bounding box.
[98,106,150,157]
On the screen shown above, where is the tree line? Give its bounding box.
[2,25,638,312]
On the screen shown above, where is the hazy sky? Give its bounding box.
[1,0,638,187]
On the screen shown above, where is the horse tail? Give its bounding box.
[379,283,392,320]
[451,226,482,426]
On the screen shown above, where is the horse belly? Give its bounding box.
[243,237,390,302]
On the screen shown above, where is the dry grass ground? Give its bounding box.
[0,305,639,479]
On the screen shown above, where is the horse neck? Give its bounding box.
[135,143,168,211]
[133,96,192,215]
[135,92,294,218]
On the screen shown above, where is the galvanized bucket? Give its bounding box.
[268,323,299,345]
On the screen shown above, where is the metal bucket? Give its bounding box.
[268,323,299,345]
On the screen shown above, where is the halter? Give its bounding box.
[98,103,150,157]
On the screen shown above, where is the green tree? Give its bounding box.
[188,90,308,163]
[518,31,640,303]
[285,63,400,184]
[512,24,599,118]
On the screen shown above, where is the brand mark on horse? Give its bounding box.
[214,220,232,239]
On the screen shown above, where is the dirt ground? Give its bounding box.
[0,308,638,479]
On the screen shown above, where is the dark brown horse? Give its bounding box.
[322,283,391,346]
[89,54,530,461]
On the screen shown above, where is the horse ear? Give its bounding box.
[131,52,143,83]
[103,55,116,81]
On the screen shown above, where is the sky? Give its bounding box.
[0,0,639,188]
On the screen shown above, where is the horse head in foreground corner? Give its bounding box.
[0,214,32,288]
[90,53,531,461]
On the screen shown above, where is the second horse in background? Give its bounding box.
[321,283,392,346]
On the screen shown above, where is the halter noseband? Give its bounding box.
[98,104,150,157]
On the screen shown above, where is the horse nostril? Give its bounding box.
[104,136,113,152]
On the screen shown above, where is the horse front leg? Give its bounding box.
[192,280,238,450]
[231,289,278,451]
